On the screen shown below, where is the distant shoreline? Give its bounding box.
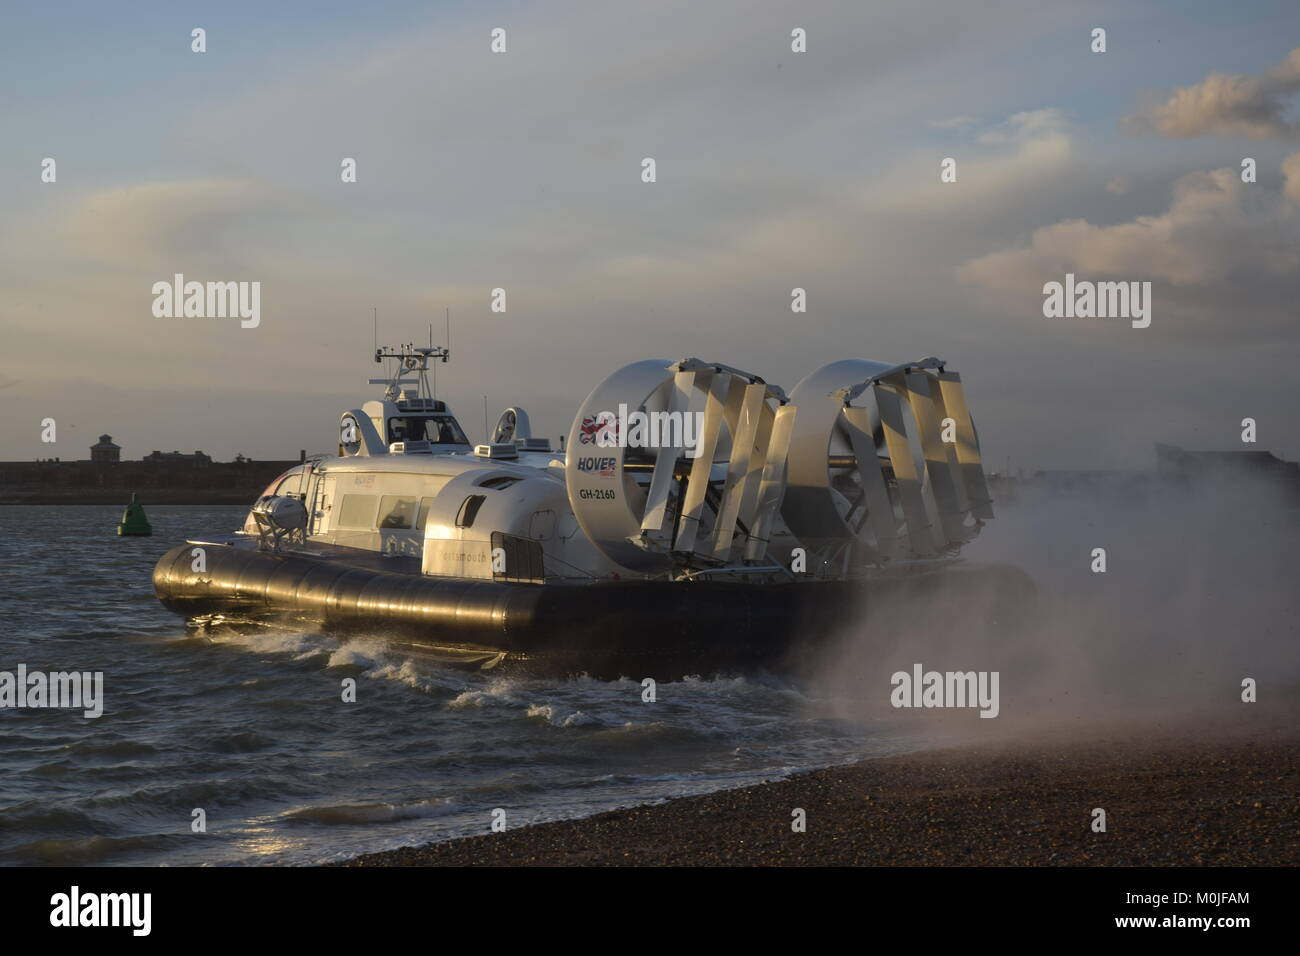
[0,494,254,506]
[0,458,298,507]
[336,712,1297,867]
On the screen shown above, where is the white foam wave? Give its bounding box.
[525,704,603,727]
[211,629,337,660]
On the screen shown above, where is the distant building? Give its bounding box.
[144,450,212,467]
[90,434,120,463]
[0,448,300,503]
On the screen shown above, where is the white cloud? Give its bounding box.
[929,115,979,130]
[977,108,1069,145]
[1125,47,1300,140]
[957,161,1300,337]
[1284,151,1300,202]
[44,180,272,268]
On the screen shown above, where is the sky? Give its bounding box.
[1,0,1298,470]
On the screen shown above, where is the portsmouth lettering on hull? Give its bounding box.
[152,344,1032,677]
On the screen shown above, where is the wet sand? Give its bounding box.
[338,714,1298,866]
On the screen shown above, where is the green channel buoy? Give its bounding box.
[117,493,153,536]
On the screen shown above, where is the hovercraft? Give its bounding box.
[153,344,1032,677]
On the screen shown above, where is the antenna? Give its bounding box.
[373,308,377,353]
[445,308,451,362]
[483,395,488,444]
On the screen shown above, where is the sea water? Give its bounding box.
[0,505,921,866]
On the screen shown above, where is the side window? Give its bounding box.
[416,496,436,531]
[274,473,303,499]
[258,471,301,500]
[378,496,417,529]
[456,494,487,528]
[337,494,377,529]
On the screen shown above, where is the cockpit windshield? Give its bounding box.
[387,415,469,445]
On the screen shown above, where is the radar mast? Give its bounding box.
[369,343,450,405]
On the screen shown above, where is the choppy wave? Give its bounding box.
[281,798,452,826]
[5,833,182,867]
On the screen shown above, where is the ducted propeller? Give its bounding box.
[565,359,793,573]
[566,355,994,575]
[782,357,993,562]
